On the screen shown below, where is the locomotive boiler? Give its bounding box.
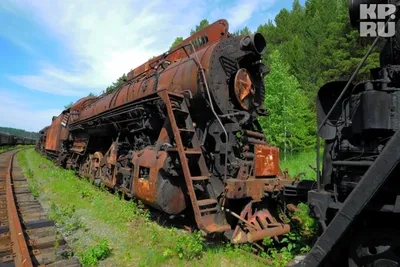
[37,20,296,244]
[289,1,400,266]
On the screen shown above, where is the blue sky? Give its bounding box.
[0,0,305,132]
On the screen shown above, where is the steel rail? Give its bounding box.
[5,151,33,267]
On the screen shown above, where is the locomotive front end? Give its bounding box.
[187,30,295,243]
[201,31,269,116]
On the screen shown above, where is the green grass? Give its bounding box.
[17,148,267,267]
[280,149,323,180]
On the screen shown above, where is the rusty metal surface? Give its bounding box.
[234,68,255,110]
[127,19,229,80]
[231,201,291,244]
[225,179,264,201]
[44,114,69,153]
[158,90,230,233]
[132,148,165,203]
[0,150,81,267]
[69,21,228,126]
[254,145,280,177]
[224,177,293,201]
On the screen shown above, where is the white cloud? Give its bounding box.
[225,0,275,30]
[0,90,61,131]
[4,0,276,98]
[5,0,206,96]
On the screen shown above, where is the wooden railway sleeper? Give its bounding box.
[0,149,81,267]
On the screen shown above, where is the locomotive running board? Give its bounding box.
[158,90,230,234]
[291,130,400,267]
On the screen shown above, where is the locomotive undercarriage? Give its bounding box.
[60,89,292,244]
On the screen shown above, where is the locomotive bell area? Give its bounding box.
[3,0,400,267]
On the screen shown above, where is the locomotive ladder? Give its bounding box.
[158,90,230,233]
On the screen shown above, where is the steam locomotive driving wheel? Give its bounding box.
[348,230,400,267]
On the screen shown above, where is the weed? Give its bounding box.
[241,243,253,253]
[260,203,317,266]
[175,231,203,260]
[79,239,111,267]
[99,183,107,192]
[64,217,86,235]
[61,250,75,259]
[49,203,76,224]
[262,237,273,247]
[79,188,93,200]
[280,149,323,180]
[280,232,302,253]
[27,169,34,179]
[163,248,173,258]
[52,233,61,262]
[294,203,317,238]
[29,182,40,197]
[122,251,132,262]
[48,203,85,235]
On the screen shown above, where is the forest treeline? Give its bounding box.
[0,127,39,139]
[257,0,380,153]
[69,0,380,154]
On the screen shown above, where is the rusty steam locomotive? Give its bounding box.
[36,20,298,244]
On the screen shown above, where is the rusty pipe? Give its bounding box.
[247,137,267,145]
[222,207,259,231]
[244,130,266,140]
[247,224,291,243]
[242,152,254,159]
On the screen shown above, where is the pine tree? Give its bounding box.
[190,19,210,35]
[64,101,74,109]
[234,26,252,36]
[170,37,184,49]
[257,0,380,106]
[102,73,127,94]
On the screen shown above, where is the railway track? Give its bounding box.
[0,149,80,267]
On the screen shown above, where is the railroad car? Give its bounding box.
[36,126,50,153]
[0,132,16,146]
[22,137,36,145]
[0,132,36,146]
[37,20,300,244]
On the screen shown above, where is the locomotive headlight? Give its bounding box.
[234,68,256,110]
